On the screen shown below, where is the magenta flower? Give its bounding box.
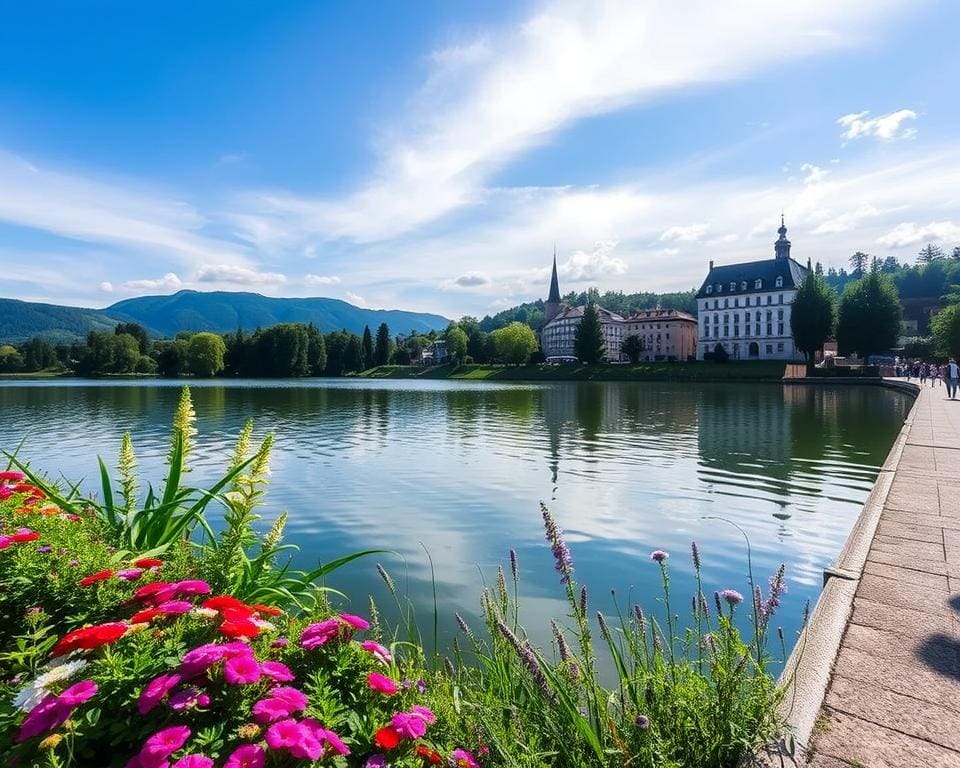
[410,705,436,724]
[223,744,265,768]
[224,654,261,685]
[116,568,144,581]
[542,507,574,584]
[141,725,191,760]
[15,694,71,742]
[172,756,214,768]
[269,686,309,711]
[451,749,481,768]
[168,687,207,712]
[137,673,182,715]
[58,679,98,707]
[264,718,302,749]
[260,661,295,682]
[391,710,428,739]
[252,697,293,723]
[365,757,387,768]
[361,640,392,664]
[650,550,669,563]
[339,613,370,630]
[301,718,351,757]
[179,644,227,677]
[172,579,211,596]
[300,619,339,649]
[156,600,193,615]
[367,671,399,695]
[0,535,11,549]
[271,637,289,648]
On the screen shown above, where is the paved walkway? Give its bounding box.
[807,383,960,767]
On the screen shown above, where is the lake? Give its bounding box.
[0,379,910,661]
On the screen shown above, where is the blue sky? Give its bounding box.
[2,0,959,318]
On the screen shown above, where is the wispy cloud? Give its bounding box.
[122,272,183,291]
[196,264,286,285]
[837,108,918,142]
[304,274,342,286]
[876,220,960,248]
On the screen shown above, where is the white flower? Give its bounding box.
[12,658,88,713]
[34,659,88,688]
[252,619,276,631]
[191,607,218,619]
[12,682,47,713]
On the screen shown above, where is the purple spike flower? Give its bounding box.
[691,541,701,570]
[542,506,573,585]
[720,589,743,606]
[650,549,669,564]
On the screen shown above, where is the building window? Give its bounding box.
[716,283,722,292]
[777,342,785,352]
[778,294,784,304]
[755,324,761,336]
[741,281,747,290]
[778,323,784,335]
[724,298,729,308]
[767,295,772,305]
[754,278,762,289]
[735,298,739,308]
[766,344,773,354]
[729,282,736,291]
[713,314,718,324]
[767,323,773,335]
[723,326,729,337]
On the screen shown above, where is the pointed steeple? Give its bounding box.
[548,247,561,303]
[774,214,791,260]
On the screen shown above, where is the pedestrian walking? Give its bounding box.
[920,362,927,385]
[948,358,960,400]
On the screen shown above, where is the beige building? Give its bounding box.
[541,304,626,362]
[623,309,698,361]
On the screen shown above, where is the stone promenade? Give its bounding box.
[807,383,960,767]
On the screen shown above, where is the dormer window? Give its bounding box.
[754,278,762,289]
[741,281,747,291]
[716,283,722,293]
[775,276,783,288]
[729,282,736,292]
[706,285,713,294]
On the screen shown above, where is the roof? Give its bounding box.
[695,257,809,299]
[543,304,624,327]
[547,255,561,303]
[624,308,696,323]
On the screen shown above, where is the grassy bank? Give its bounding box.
[360,361,788,382]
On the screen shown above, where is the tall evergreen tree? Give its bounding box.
[361,325,374,369]
[836,271,902,360]
[306,323,327,375]
[791,272,836,374]
[917,243,945,263]
[848,251,869,276]
[344,334,365,373]
[573,304,606,364]
[374,323,392,366]
[621,334,644,363]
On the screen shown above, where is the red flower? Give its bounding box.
[203,595,255,615]
[220,618,260,639]
[134,558,163,568]
[79,570,113,587]
[374,726,401,750]
[415,745,443,765]
[130,608,163,624]
[52,622,128,656]
[10,531,41,543]
[253,603,283,617]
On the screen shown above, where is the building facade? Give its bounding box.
[541,304,626,362]
[695,218,810,361]
[623,309,697,361]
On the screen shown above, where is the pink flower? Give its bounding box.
[411,705,436,724]
[264,718,302,749]
[339,613,370,630]
[224,744,265,768]
[300,619,339,649]
[116,568,144,581]
[391,711,428,739]
[252,697,293,723]
[168,687,208,712]
[0,470,25,481]
[15,694,71,742]
[260,661,295,682]
[141,725,191,760]
[301,719,350,757]
[360,640,392,664]
[58,679,98,707]
[269,686,309,711]
[178,643,229,676]
[0,535,11,549]
[367,671,398,695]
[156,600,193,615]
[173,580,211,596]
[224,654,261,685]
[172,756,214,768]
[451,748,481,768]
[138,673,182,715]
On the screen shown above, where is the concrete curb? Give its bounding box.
[766,379,920,764]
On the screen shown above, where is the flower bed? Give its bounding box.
[0,387,790,767]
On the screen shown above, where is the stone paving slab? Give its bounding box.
[805,385,960,766]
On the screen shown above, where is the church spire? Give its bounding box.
[548,247,561,303]
[774,215,791,260]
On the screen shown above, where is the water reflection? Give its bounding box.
[0,379,908,659]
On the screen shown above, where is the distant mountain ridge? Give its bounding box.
[0,290,451,343]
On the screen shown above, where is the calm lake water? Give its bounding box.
[0,379,910,661]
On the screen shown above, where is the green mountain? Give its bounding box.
[0,290,451,343]
[0,298,119,344]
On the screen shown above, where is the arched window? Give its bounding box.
[729,282,736,292]
[706,285,713,294]
[716,283,722,292]
[775,276,783,288]
[754,278,762,289]
[740,281,747,291]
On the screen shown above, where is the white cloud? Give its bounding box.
[800,163,830,185]
[232,0,907,247]
[811,203,881,234]
[876,221,960,248]
[441,271,493,290]
[837,108,918,142]
[558,241,627,282]
[122,272,183,291]
[659,224,707,242]
[196,264,287,285]
[345,291,368,308]
[304,274,342,286]
[99,281,113,293]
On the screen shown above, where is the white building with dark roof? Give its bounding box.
[696,218,810,361]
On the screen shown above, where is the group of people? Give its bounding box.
[899,358,960,399]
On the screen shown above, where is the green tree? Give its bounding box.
[0,344,23,373]
[931,304,960,359]
[374,323,392,366]
[306,323,327,375]
[791,272,837,373]
[405,334,428,363]
[254,324,309,376]
[490,322,538,365]
[917,243,945,263]
[20,337,58,371]
[361,325,374,369]
[445,326,469,363]
[836,271,902,360]
[324,331,347,376]
[573,304,606,364]
[156,339,189,377]
[343,334,365,373]
[187,332,226,377]
[849,251,869,277]
[621,334,644,363]
[115,322,150,354]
